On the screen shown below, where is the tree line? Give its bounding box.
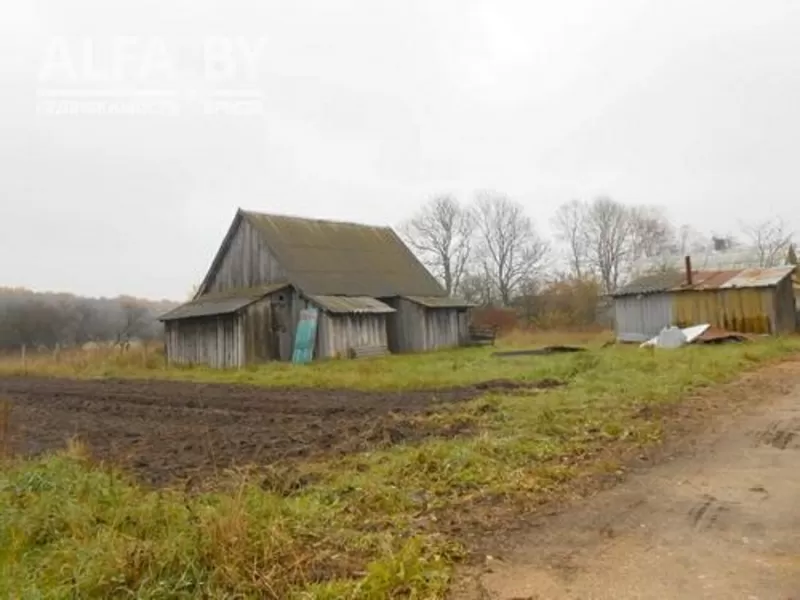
[400,193,796,307]
[0,288,177,351]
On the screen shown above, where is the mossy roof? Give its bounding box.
[241,211,447,298]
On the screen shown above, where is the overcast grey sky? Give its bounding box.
[2,1,799,300]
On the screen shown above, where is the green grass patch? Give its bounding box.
[2,338,799,598]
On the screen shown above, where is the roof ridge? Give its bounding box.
[239,208,392,230]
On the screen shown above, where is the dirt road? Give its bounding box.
[464,368,800,599]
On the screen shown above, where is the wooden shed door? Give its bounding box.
[271,294,292,361]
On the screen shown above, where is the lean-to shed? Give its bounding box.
[160,209,473,367]
[612,264,797,342]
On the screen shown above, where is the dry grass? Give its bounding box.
[0,397,9,459]
[0,330,613,390]
[0,343,165,375]
[498,328,613,348]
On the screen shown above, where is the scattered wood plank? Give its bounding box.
[492,345,586,358]
[468,325,499,346]
[348,345,389,359]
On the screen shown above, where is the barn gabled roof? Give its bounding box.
[204,209,448,298]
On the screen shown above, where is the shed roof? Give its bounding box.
[241,211,446,298]
[403,295,476,308]
[612,271,686,297]
[613,266,795,298]
[159,283,289,321]
[307,295,395,314]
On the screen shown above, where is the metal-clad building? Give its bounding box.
[612,266,797,342]
[160,209,472,367]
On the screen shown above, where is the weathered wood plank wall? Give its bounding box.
[241,297,275,363]
[423,307,468,350]
[205,217,286,293]
[316,313,389,358]
[386,299,468,353]
[165,314,243,368]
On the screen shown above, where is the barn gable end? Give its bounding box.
[197,212,287,296]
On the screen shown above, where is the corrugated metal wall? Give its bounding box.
[165,314,244,368]
[614,294,674,342]
[615,284,796,340]
[205,217,286,293]
[316,313,389,358]
[672,288,776,333]
[774,277,797,334]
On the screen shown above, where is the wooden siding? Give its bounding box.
[164,314,244,368]
[204,217,286,294]
[316,312,389,359]
[385,297,423,353]
[423,307,468,350]
[240,296,275,363]
[385,298,468,353]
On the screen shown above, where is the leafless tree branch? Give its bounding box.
[473,192,549,306]
[400,195,473,294]
[741,217,794,268]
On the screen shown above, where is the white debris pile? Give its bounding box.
[640,324,711,349]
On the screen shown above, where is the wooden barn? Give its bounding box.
[159,209,473,368]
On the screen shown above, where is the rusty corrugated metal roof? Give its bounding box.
[241,211,446,298]
[159,283,289,321]
[718,266,796,289]
[307,295,396,314]
[614,266,795,297]
[403,296,476,308]
[612,272,686,296]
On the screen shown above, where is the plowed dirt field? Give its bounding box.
[0,376,558,486]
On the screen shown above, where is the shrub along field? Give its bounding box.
[1,334,799,598]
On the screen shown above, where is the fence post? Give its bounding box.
[21,344,26,375]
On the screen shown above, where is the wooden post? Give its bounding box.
[21,344,26,374]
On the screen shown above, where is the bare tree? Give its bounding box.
[584,197,632,293]
[459,271,495,306]
[551,199,588,279]
[677,224,710,255]
[116,299,150,344]
[741,217,794,267]
[400,195,473,295]
[473,193,549,306]
[629,206,674,261]
[787,244,798,266]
